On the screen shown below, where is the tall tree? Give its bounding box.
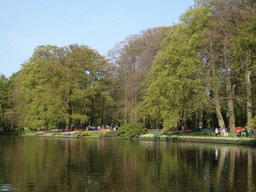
[232,15,256,128]
[14,44,109,130]
[108,27,173,126]
[142,19,209,131]
[0,75,10,128]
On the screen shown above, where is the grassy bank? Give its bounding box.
[2,129,255,145]
[19,129,106,138]
[139,129,256,145]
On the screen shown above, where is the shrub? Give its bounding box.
[76,130,90,136]
[115,123,147,138]
[86,130,91,136]
[76,132,83,136]
[100,131,115,137]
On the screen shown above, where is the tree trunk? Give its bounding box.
[209,42,226,130]
[124,76,128,124]
[225,63,236,133]
[226,77,235,132]
[214,95,226,130]
[245,53,252,127]
[101,98,104,126]
[224,43,236,132]
[199,110,203,129]
[65,100,72,131]
[65,118,69,131]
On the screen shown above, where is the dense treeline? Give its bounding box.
[1,0,256,132]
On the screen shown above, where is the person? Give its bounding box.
[235,130,241,137]
[215,128,219,136]
[249,129,254,137]
[224,128,229,137]
[244,128,249,137]
[159,122,163,129]
[221,128,225,137]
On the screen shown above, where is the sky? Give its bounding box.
[0,0,195,78]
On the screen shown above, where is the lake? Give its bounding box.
[0,136,255,191]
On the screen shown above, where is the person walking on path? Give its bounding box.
[215,128,219,136]
[224,128,229,137]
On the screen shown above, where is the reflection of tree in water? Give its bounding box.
[155,142,256,191]
[213,146,256,191]
[1,137,256,191]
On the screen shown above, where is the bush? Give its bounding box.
[76,130,90,136]
[100,131,115,137]
[76,132,83,136]
[115,123,147,138]
[86,130,91,136]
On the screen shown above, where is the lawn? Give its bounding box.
[171,129,215,136]
[138,129,256,145]
[4,129,256,145]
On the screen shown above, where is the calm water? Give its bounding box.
[0,136,255,191]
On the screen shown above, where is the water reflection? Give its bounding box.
[0,136,255,191]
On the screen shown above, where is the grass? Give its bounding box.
[139,129,256,143]
[171,130,215,136]
[0,130,25,135]
[4,129,256,145]
[18,130,105,138]
[20,130,38,136]
[99,131,115,138]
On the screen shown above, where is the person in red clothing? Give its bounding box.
[235,130,241,137]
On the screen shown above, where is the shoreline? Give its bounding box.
[16,134,256,146]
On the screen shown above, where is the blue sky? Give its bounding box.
[1,0,195,78]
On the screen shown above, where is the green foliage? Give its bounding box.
[76,131,90,136]
[86,130,91,136]
[142,17,208,132]
[115,123,147,138]
[0,75,9,126]
[0,74,15,128]
[100,131,115,137]
[75,131,83,136]
[171,130,215,137]
[248,116,256,130]
[15,44,109,130]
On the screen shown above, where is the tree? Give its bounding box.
[142,0,254,132]
[142,20,208,131]
[0,75,10,128]
[14,44,109,130]
[4,72,25,129]
[107,27,173,126]
[232,15,256,128]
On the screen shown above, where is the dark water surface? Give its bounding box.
[0,136,255,191]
